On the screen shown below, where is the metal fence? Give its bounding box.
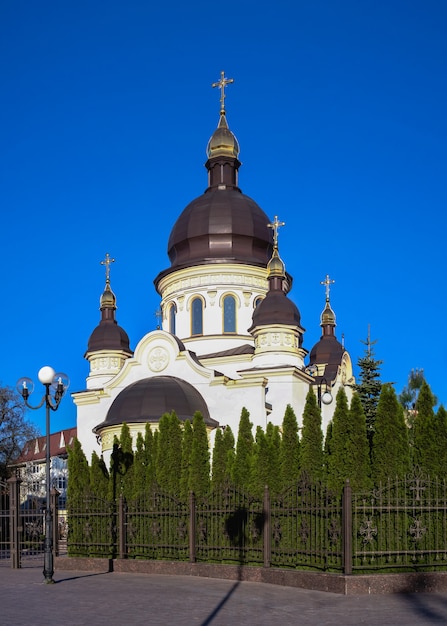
[2,476,61,568]
[351,471,447,572]
[4,469,447,573]
[0,480,10,566]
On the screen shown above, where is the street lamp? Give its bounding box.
[318,377,333,408]
[16,366,69,584]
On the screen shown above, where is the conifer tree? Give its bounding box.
[299,388,324,481]
[115,423,134,500]
[222,425,235,481]
[371,384,410,484]
[251,426,269,498]
[327,389,370,492]
[266,422,282,496]
[232,407,253,489]
[211,428,226,487]
[435,406,447,477]
[90,451,109,498]
[347,393,371,491]
[143,423,156,485]
[156,411,182,494]
[354,327,382,443]
[323,421,333,480]
[132,432,146,499]
[180,419,193,500]
[211,427,223,485]
[413,381,438,475]
[67,437,90,501]
[279,404,300,489]
[189,412,210,499]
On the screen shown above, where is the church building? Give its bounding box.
[73,72,354,463]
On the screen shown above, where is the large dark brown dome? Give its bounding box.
[165,187,273,271]
[93,376,217,432]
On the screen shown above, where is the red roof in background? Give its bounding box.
[14,427,77,464]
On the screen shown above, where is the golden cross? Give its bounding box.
[267,215,285,247]
[100,253,115,282]
[320,274,335,300]
[212,71,234,113]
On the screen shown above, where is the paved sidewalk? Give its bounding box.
[2,565,447,625]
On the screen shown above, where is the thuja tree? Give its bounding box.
[90,451,109,497]
[327,389,370,492]
[412,381,439,476]
[323,421,333,480]
[156,411,182,495]
[354,328,382,445]
[179,419,193,500]
[232,407,253,489]
[371,384,410,485]
[266,422,282,496]
[279,404,300,490]
[223,426,235,480]
[299,388,324,482]
[212,426,235,487]
[435,406,447,475]
[133,423,157,498]
[66,437,91,556]
[189,411,210,499]
[118,423,135,501]
[250,426,269,498]
[67,437,90,501]
[211,428,226,487]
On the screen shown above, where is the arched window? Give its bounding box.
[191,297,203,335]
[169,303,177,335]
[223,295,236,333]
[254,296,263,309]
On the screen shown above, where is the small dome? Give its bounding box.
[267,248,285,278]
[93,376,217,431]
[250,288,301,329]
[86,278,132,356]
[86,320,131,355]
[320,300,336,326]
[100,282,116,309]
[309,335,344,382]
[206,113,240,159]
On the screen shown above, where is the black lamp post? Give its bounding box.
[16,366,69,584]
[317,377,333,408]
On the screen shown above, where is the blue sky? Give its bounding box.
[1,1,446,434]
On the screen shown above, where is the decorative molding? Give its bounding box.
[148,347,169,372]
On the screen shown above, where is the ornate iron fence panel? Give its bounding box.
[270,477,343,571]
[67,495,116,558]
[19,486,45,565]
[124,489,189,560]
[0,480,9,566]
[194,486,264,566]
[352,470,447,571]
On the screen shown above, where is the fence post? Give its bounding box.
[342,479,352,575]
[51,488,60,557]
[8,473,21,569]
[118,494,125,559]
[263,485,271,568]
[189,491,196,563]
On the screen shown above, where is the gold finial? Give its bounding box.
[100,253,115,283]
[267,215,285,248]
[212,71,234,114]
[320,274,335,301]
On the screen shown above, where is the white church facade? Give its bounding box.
[73,73,354,463]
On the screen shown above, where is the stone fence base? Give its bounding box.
[55,557,447,595]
